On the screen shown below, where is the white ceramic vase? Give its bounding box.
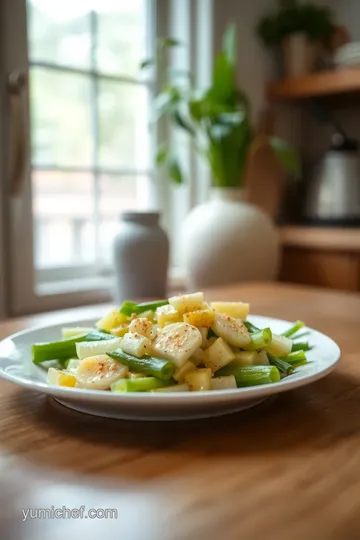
[182,188,280,288]
[113,212,169,302]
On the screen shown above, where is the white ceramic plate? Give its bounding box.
[0,315,340,421]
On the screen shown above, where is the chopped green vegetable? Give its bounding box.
[216,365,280,386]
[268,354,294,375]
[108,349,175,381]
[282,320,305,338]
[207,327,218,339]
[119,299,169,316]
[59,357,71,369]
[32,330,113,364]
[280,350,307,366]
[291,341,311,352]
[111,377,168,392]
[248,328,272,350]
[119,301,139,316]
[243,321,260,333]
[137,300,169,311]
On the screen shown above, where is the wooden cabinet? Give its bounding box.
[278,227,360,291]
[280,247,360,291]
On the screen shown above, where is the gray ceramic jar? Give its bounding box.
[113,212,169,303]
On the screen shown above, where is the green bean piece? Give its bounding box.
[111,377,168,392]
[291,341,311,352]
[32,330,114,364]
[207,328,218,339]
[119,301,139,316]
[216,365,280,386]
[268,354,294,375]
[280,350,307,366]
[243,321,260,333]
[248,328,272,350]
[136,300,169,311]
[108,349,175,381]
[119,299,169,316]
[282,320,305,338]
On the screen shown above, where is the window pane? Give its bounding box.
[96,0,147,77]
[32,170,95,268]
[30,67,93,167]
[98,81,150,169]
[27,0,91,69]
[98,174,141,263]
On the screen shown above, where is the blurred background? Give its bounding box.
[1,0,360,318]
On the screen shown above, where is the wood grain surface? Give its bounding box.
[0,282,359,540]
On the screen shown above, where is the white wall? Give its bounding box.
[212,0,278,122]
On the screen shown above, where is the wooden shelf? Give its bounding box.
[267,67,360,101]
[278,226,360,252]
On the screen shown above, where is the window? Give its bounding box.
[1,0,212,315]
[28,0,153,276]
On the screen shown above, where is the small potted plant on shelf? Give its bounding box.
[257,0,334,78]
[141,25,299,288]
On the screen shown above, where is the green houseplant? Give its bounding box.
[142,24,299,187]
[141,24,299,289]
[257,0,334,77]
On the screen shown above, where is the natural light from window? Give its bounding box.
[27,0,152,271]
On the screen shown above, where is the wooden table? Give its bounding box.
[0,282,359,540]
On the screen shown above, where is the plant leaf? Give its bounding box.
[156,144,169,166]
[140,58,153,69]
[157,37,182,49]
[217,111,246,125]
[211,52,236,104]
[222,23,236,66]
[154,88,180,120]
[189,98,232,122]
[269,137,300,178]
[171,109,196,136]
[168,158,183,184]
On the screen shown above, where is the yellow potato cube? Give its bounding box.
[233,351,258,367]
[191,348,205,366]
[110,323,129,337]
[198,328,208,347]
[211,375,237,390]
[47,368,76,388]
[96,308,129,332]
[168,292,204,313]
[156,304,182,328]
[202,337,235,372]
[136,309,155,321]
[185,368,212,391]
[210,302,250,320]
[183,309,215,328]
[174,361,196,382]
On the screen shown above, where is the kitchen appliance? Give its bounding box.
[305,132,360,225]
